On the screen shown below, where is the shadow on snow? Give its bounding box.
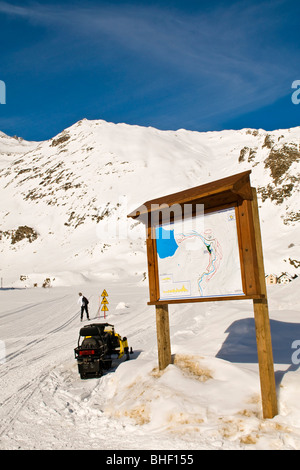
[216,317,300,388]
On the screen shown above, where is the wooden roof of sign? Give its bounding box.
[127,170,252,221]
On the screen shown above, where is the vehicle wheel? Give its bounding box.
[103,360,112,370]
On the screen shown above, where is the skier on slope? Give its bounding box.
[78,292,90,321]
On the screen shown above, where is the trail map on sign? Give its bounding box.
[155,207,245,300]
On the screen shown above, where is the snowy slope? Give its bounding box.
[0,119,299,288]
[0,119,300,450]
[0,131,38,168]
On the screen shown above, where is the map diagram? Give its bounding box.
[155,207,245,300]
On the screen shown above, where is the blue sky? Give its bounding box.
[0,0,299,141]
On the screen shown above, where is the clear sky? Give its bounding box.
[0,0,299,141]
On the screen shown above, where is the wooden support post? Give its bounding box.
[252,188,278,419]
[155,304,172,370]
[253,299,278,418]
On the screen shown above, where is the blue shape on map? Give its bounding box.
[156,226,179,259]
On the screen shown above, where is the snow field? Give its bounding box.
[1,278,300,450]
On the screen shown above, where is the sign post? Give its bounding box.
[251,188,278,418]
[128,171,278,419]
[97,289,109,319]
[155,304,172,370]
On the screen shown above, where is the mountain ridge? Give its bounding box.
[0,118,299,287]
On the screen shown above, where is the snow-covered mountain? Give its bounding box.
[1,120,300,450]
[0,119,299,288]
[0,131,37,169]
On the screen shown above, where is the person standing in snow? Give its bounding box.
[78,292,90,321]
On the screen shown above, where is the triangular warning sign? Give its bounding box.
[101,289,108,297]
[101,297,109,304]
[101,305,109,311]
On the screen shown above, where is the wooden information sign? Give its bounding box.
[128,170,277,418]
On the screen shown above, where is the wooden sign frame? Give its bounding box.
[128,170,278,418]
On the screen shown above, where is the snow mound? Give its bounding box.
[116,302,130,310]
[102,352,300,449]
[103,355,260,444]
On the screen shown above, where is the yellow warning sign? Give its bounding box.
[97,293,109,318]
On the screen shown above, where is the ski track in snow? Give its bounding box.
[0,283,195,450]
[1,280,300,450]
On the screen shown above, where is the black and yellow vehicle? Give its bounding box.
[74,323,132,379]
